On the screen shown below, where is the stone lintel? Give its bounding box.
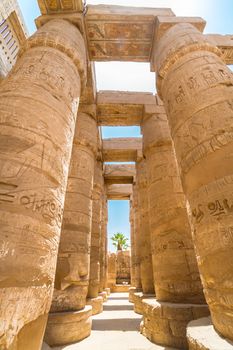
[102,138,142,162]
[143,104,166,118]
[205,34,233,65]
[97,91,156,126]
[107,184,132,200]
[86,5,174,62]
[104,164,136,184]
[37,0,84,15]
[151,16,206,71]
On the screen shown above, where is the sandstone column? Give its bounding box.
[130,199,136,287]
[141,104,208,349]
[45,107,98,346]
[107,253,117,290]
[88,160,103,298]
[0,19,86,350]
[136,159,154,294]
[154,22,233,341]
[99,186,108,292]
[132,183,142,290]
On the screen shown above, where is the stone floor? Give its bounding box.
[51,292,177,350]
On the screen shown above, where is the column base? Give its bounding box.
[104,288,111,296]
[99,291,108,302]
[129,287,142,303]
[133,292,155,315]
[187,317,233,350]
[141,299,210,350]
[42,343,51,350]
[87,296,103,315]
[44,306,92,347]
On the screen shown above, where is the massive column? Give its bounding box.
[45,107,98,346]
[136,159,154,294]
[154,22,233,341]
[141,105,209,349]
[129,199,136,287]
[88,160,102,298]
[0,19,86,350]
[132,183,142,290]
[99,186,108,292]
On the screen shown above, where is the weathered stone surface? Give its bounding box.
[42,342,51,350]
[132,183,142,289]
[99,188,108,292]
[86,296,103,315]
[107,253,117,289]
[133,293,155,315]
[99,291,108,302]
[44,306,92,347]
[187,317,233,350]
[142,110,205,304]
[206,34,233,65]
[106,184,132,200]
[88,160,103,299]
[111,285,130,293]
[129,199,136,287]
[0,18,85,349]
[136,159,154,294]
[154,22,233,340]
[116,250,131,284]
[104,164,135,184]
[141,300,210,350]
[97,91,156,126]
[102,138,142,162]
[38,0,84,15]
[52,111,98,312]
[105,288,111,296]
[129,287,142,303]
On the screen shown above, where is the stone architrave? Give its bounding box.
[142,109,204,303]
[132,183,142,290]
[0,18,86,350]
[51,108,98,312]
[154,22,233,341]
[88,160,103,298]
[136,159,154,294]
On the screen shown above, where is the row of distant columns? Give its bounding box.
[1,11,233,350]
[0,19,108,350]
[129,20,233,348]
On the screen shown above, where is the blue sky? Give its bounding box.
[17,0,233,251]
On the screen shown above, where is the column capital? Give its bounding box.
[20,18,87,88]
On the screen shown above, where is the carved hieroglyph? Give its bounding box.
[142,109,204,303]
[88,160,103,298]
[136,159,154,294]
[0,18,86,349]
[154,22,233,340]
[52,110,98,312]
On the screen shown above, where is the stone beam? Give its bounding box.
[86,5,175,62]
[97,91,156,126]
[37,0,84,14]
[106,184,132,200]
[102,138,142,162]
[206,34,233,65]
[104,164,136,184]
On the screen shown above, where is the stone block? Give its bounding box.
[141,299,210,350]
[86,296,103,315]
[129,287,142,303]
[104,288,111,296]
[44,306,92,347]
[99,291,108,302]
[187,317,233,350]
[133,293,155,315]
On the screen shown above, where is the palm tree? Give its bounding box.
[111,232,129,251]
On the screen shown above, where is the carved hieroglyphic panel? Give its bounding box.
[38,0,84,14]
[86,5,175,62]
[206,34,233,65]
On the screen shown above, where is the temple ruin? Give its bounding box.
[0,0,233,349]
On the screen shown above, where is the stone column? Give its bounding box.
[107,253,117,290]
[99,186,108,292]
[88,160,102,298]
[132,183,142,290]
[154,22,233,341]
[45,107,98,346]
[129,199,136,287]
[136,159,154,294]
[0,19,86,350]
[141,105,208,349]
